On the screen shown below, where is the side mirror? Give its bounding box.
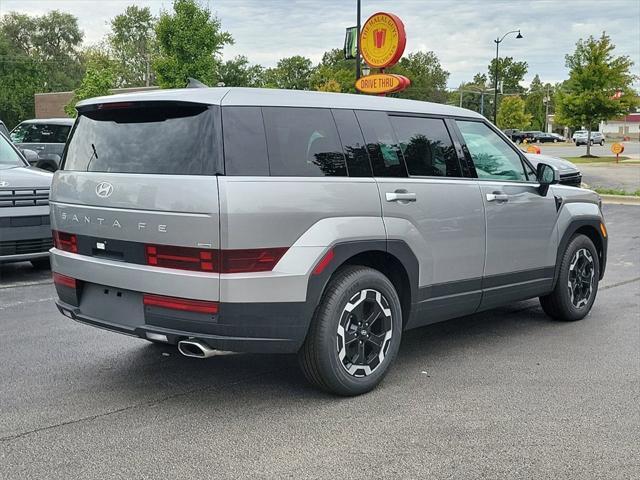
[536,162,560,196]
[20,148,39,164]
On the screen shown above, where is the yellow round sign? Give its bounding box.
[360,12,406,68]
[611,143,624,154]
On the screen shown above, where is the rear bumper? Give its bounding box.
[55,294,310,354]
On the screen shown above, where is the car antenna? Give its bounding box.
[186,78,208,88]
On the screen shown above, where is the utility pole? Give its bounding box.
[543,84,550,132]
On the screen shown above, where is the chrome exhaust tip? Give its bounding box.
[177,339,218,358]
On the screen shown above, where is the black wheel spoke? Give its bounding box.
[344,330,358,345]
[364,309,381,328]
[367,332,385,348]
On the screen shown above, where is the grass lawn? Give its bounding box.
[560,156,638,164]
[593,187,640,197]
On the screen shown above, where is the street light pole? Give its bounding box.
[356,0,361,80]
[493,29,522,125]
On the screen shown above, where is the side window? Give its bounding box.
[355,110,406,177]
[331,109,372,177]
[456,120,528,181]
[223,107,269,175]
[390,116,462,177]
[262,107,347,177]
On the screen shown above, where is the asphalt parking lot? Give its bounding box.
[1,204,638,479]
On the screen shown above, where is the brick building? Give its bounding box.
[34,86,159,118]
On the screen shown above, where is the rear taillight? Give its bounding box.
[143,294,219,314]
[144,245,287,273]
[220,248,288,273]
[53,272,77,289]
[145,245,218,272]
[53,230,78,253]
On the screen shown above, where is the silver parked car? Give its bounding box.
[0,132,53,268]
[525,153,582,187]
[50,88,607,395]
[10,118,74,171]
[572,130,605,146]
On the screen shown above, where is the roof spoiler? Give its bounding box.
[186,78,208,89]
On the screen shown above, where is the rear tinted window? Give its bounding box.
[222,107,269,176]
[63,103,219,175]
[390,116,462,177]
[355,110,406,177]
[332,109,372,177]
[11,123,71,144]
[262,107,347,177]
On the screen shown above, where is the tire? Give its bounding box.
[553,139,558,143]
[298,266,403,396]
[540,234,600,321]
[600,140,605,146]
[30,257,50,270]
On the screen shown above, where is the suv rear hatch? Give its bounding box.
[50,101,222,312]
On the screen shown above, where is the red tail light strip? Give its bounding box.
[53,272,77,289]
[53,230,78,253]
[143,294,219,314]
[144,244,287,274]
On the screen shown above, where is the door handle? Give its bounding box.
[486,192,509,202]
[386,191,417,202]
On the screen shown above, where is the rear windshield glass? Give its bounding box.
[11,123,71,144]
[62,103,219,175]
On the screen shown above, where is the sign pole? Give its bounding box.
[355,0,361,81]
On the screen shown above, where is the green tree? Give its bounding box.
[108,5,156,87]
[0,32,43,128]
[525,74,547,130]
[309,48,356,93]
[265,56,313,90]
[390,51,449,103]
[488,56,528,93]
[555,33,638,155]
[1,10,84,92]
[153,0,233,88]
[496,95,531,129]
[64,51,116,117]
[217,55,264,87]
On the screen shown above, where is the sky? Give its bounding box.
[2,0,639,89]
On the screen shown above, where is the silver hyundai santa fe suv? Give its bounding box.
[51,88,607,395]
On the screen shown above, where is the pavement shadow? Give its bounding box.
[89,298,559,407]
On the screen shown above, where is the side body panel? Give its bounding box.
[217,176,384,303]
[477,181,559,310]
[378,178,486,328]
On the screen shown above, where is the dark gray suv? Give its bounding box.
[0,132,53,268]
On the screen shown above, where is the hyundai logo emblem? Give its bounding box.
[95,181,114,198]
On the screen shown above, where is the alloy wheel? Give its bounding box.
[567,248,595,308]
[336,289,393,377]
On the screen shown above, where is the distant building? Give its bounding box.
[599,113,640,140]
[34,86,159,118]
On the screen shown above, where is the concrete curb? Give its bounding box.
[599,194,640,205]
